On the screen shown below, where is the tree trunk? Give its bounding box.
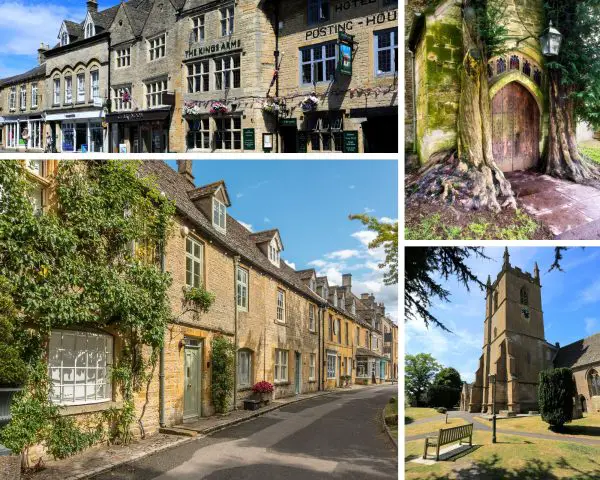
[542,70,599,182]
[455,16,516,212]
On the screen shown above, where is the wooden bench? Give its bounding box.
[423,423,473,461]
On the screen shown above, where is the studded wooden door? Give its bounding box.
[492,82,540,172]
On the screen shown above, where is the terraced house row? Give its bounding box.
[0,0,398,154]
[24,160,397,439]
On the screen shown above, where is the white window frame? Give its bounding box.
[220,7,234,36]
[214,54,240,90]
[31,83,38,108]
[185,236,204,288]
[374,28,397,76]
[113,86,131,111]
[145,79,167,108]
[53,78,60,105]
[236,266,248,311]
[276,289,285,323]
[237,349,252,388]
[60,31,69,46]
[214,116,242,151]
[327,353,336,379]
[9,86,16,110]
[19,84,26,110]
[300,41,337,85]
[187,117,210,150]
[187,60,210,93]
[192,15,205,42]
[85,21,95,39]
[48,329,113,405]
[309,304,316,331]
[77,73,85,103]
[90,70,100,101]
[212,197,227,232]
[116,48,131,68]
[275,349,288,382]
[148,33,166,61]
[309,353,316,380]
[64,76,72,104]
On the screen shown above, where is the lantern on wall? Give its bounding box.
[540,21,562,57]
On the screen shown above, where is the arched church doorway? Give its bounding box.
[491,82,541,172]
[580,395,587,413]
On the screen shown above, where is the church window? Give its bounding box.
[533,68,542,86]
[496,57,506,74]
[588,369,600,396]
[520,287,528,306]
[509,55,520,70]
[523,60,531,77]
[494,291,499,310]
[494,327,497,338]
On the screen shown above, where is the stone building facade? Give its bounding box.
[407,0,548,169]
[461,249,600,416]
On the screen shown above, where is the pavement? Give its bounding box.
[88,385,397,480]
[506,170,600,238]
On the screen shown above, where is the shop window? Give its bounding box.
[64,76,72,104]
[237,349,252,388]
[113,86,132,111]
[146,79,167,108]
[48,330,113,405]
[308,114,343,151]
[31,83,38,108]
[90,70,100,101]
[19,84,26,110]
[149,34,166,61]
[374,28,397,76]
[236,266,248,311]
[89,122,104,152]
[357,359,367,377]
[307,0,329,25]
[193,15,205,42]
[9,86,16,111]
[214,116,241,150]
[77,73,85,103]
[116,48,131,68]
[214,55,240,90]
[187,118,210,150]
[300,42,336,84]
[309,353,316,380]
[275,349,288,382]
[185,236,204,288]
[188,60,209,93]
[212,197,227,232]
[220,7,234,36]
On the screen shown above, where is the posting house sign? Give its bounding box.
[185,39,242,60]
[338,32,354,76]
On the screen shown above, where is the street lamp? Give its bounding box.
[540,21,563,57]
[489,373,497,444]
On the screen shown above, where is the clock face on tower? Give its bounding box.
[521,306,530,320]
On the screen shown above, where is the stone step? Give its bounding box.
[158,426,198,437]
[499,410,517,417]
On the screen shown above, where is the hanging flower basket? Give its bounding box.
[261,98,282,115]
[183,101,205,117]
[209,101,228,116]
[300,94,319,112]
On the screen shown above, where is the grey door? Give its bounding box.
[183,342,202,420]
[295,352,301,394]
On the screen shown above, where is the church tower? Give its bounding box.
[465,249,554,414]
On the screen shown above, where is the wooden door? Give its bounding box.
[492,82,540,172]
[183,344,202,420]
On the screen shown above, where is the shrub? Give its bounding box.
[389,397,397,404]
[436,407,447,414]
[252,381,274,394]
[0,277,27,387]
[538,368,576,429]
[211,336,235,413]
[46,416,103,460]
[427,384,460,409]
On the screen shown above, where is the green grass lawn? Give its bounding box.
[384,398,398,440]
[579,142,600,164]
[473,414,600,439]
[405,407,442,424]
[405,430,600,479]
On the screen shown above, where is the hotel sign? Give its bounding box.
[185,39,242,60]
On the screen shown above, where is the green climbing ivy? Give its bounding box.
[0,160,175,464]
[211,335,235,414]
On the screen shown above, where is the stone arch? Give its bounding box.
[489,72,544,118]
[587,368,600,397]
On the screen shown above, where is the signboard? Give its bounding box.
[297,131,308,153]
[93,98,103,108]
[185,39,242,60]
[119,143,127,153]
[338,32,354,76]
[343,131,359,153]
[279,118,297,127]
[243,128,255,150]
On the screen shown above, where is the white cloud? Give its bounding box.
[585,317,598,336]
[326,249,360,260]
[264,217,271,223]
[308,259,327,268]
[239,221,253,232]
[351,230,377,247]
[349,185,355,189]
[284,260,296,269]
[364,207,376,213]
[0,2,84,56]
[236,193,244,198]
[379,217,397,224]
[580,279,600,305]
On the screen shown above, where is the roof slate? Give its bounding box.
[554,333,600,370]
[0,64,46,86]
[355,347,384,359]
[138,161,323,304]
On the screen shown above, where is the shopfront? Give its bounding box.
[45,110,107,153]
[106,107,171,153]
[3,115,45,151]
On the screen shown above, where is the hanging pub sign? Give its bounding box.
[338,32,355,76]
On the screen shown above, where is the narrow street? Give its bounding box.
[92,386,398,480]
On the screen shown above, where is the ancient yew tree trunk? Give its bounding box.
[456,15,516,211]
[543,70,599,182]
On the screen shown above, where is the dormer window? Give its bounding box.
[85,22,95,38]
[212,197,226,232]
[60,31,69,46]
[268,239,280,267]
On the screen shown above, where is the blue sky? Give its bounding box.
[405,247,600,383]
[164,160,399,321]
[0,0,90,78]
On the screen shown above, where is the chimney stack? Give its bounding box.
[37,42,48,65]
[177,160,195,185]
[342,273,352,293]
[87,0,98,12]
